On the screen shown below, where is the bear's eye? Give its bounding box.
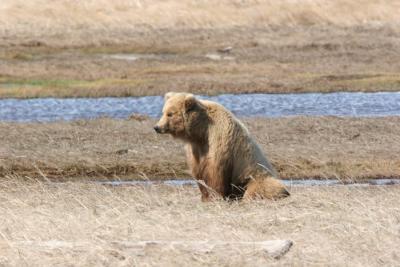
[167,112,173,117]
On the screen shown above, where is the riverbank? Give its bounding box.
[1,116,399,180]
[2,25,400,98]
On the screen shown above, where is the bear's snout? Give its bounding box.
[154,125,168,134]
[153,125,162,133]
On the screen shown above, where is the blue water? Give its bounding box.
[1,92,400,122]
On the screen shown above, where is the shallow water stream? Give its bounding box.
[98,179,400,187]
[1,92,400,122]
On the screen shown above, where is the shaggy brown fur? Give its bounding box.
[154,92,289,201]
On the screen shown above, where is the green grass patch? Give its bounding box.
[0,78,91,89]
[0,77,151,98]
[0,78,147,89]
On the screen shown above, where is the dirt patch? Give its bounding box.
[0,116,399,180]
[0,179,399,266]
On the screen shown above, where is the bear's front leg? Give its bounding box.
[197,178,226,201]
[197,183,211,202]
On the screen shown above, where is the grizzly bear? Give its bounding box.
[154,92,289,201]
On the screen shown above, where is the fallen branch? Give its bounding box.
[5,239,293,259]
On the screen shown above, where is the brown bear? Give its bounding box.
[154,92,289,201]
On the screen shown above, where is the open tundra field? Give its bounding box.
[0,178,399,266]
[1,116,399,180]
[1,2,400,265]
[1,0,400,97]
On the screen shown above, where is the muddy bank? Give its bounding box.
[1,117,399,180]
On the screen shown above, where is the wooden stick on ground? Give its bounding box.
[7,240,293,259]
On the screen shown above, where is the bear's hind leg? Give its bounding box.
[243,177,289,200]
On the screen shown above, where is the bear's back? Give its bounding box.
[199,99,278,181]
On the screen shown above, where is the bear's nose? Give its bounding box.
[154,125,161,133]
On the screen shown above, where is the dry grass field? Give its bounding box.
[0,178,399,266]
[1,0,399,39]
[2,0,399,39]
[1,116,399,181]
[1,0,400,97]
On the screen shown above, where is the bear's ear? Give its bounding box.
[184,94,197,113]
[165,92,177,101]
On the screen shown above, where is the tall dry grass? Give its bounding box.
[1,0,399,36]
[0,178,399,266]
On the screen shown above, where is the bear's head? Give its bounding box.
[154,92,208,142]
